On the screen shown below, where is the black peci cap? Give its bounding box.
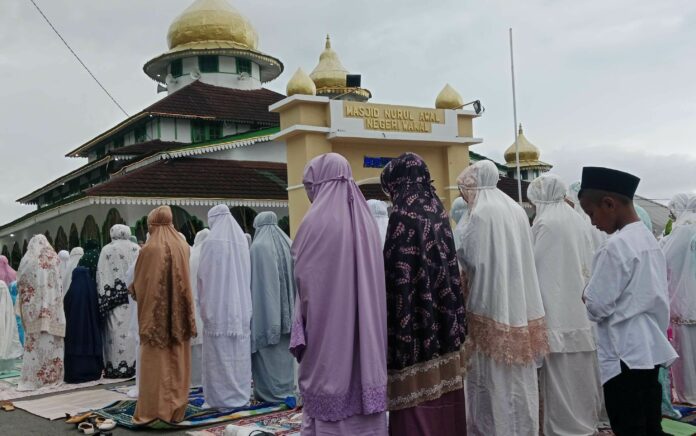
[580,167,640,199]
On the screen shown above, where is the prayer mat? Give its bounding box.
[676,405,696,425]
[0,371,20,380]
[0,359,22,381]
[12,388,127,420]
[186,408,302,436]
[596,419,696,436]
[661,418,696,436]
[0,376,133,401]
[93,388,294,429]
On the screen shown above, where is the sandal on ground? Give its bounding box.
[66,411,93,424]
[1,402,15,412]
[97,419,117,431]
[77,422,95,435]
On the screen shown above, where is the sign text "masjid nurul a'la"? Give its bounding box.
[344,102,445,133]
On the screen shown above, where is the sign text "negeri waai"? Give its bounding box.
[344,103,444,133]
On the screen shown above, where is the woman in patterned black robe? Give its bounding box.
[96,225,140,378]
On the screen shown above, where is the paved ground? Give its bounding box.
[0,382,221,436]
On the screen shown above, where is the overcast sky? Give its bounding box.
[1,0,695,223]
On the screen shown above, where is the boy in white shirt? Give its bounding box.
[579,166,677,436]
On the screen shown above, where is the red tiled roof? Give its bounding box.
[67,82,285,157]
[110,140,185,157]
[85,157,529,205]
[497,177,530,203]
[86,158,288,200]
[145,81,284,126]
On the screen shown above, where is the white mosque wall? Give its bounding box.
[167,55,262,93]
[158,118,198,143]
[203,139,286,163]
[0,200,288,253]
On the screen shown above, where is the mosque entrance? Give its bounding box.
[271,97,482,236]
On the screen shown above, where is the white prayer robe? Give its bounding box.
[57,251,69,294]
[198,205,252,407]
[662,194,696,404]
[188,229,209,388]
[528,175,601,435]
[367,200,389,248]
[62,248,83,297]
[457,161,548,436]
[0,280,22,371]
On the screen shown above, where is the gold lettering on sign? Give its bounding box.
[344,102,445,133]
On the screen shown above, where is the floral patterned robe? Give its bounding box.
[16,235,65,391]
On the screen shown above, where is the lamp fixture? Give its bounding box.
[455,100,485,115]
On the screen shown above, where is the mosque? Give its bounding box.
[0,0,554,268]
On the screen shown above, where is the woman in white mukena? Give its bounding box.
[662,193,696,404]
[456,160,549,436]
[528,174,601,435]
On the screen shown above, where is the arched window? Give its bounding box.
[22,240,28,255]
[80,215,101,248]
[54,227,69,252]
[69,224,80,249]
[102,208,125,243]
[1,245,8,259]
[134,216,148,244]
[170,206,204,245]
[277,216,290,237]
[230,206,258,237]
[10,242,21,270]
[43,231,54,248]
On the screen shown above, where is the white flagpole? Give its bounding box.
[509,28,523,204]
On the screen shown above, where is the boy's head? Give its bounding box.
[578,167,640,234]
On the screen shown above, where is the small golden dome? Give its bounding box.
[310,35,349,89]
[504,124,541,164]
[435,84,463,109]
[286,68,316,96]
[167,0,259,50]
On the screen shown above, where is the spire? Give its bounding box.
[308,34,371,102]
[310,35,348,88]
[435,83,464,109]
[518,123,523,135]
[286,68,316,96]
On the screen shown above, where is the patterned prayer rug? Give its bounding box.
[676,405,696,425]
[186,408,302,436]
[93,387,295,429]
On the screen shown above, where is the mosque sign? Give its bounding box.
[344,102,445,133]
[272,95,482,236]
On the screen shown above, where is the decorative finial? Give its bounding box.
[435,83,464,109]
[325,34,331,49]
[286,68,317,97]
[518,123,523,135]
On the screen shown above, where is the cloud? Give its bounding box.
[546,145,696,202]
[1,0,696,223]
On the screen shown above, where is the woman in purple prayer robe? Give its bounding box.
[290,153,388,435]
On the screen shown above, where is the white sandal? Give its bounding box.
[77,422,95,435]
[97,418,117,431]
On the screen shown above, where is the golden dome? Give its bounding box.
[286,68,316,96]
[167,0,259,50]
[504,124,542,164]
[435,84,463,109]
[310,35,349,89]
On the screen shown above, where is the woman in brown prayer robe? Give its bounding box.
[131,206,197,424]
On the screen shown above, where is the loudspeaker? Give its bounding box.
[346,74,361,87]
